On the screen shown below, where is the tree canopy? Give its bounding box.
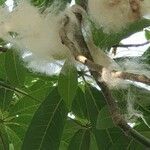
[0,0,150,149]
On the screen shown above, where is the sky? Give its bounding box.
[110,31,150,58]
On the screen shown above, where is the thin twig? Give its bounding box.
[112,41,150,48]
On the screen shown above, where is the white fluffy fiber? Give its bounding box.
[0,0,119,75]
[141,0,150,19]
[0,1,79,74]
[101,59,150,89]
[0,1,75,61]
[88,0,150,33]
[0,0,149,82]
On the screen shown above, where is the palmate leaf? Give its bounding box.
[5,126,23,150]
[58,60,78,110]
[70,84,115,149]
[70,83,149,149]
[0,79,29,95]
[93,127,147,150]
[70,84,113,149]
[22,87,68,150]
[108,132,145,150]
[0,53,6,79]
[0,73,53,150]
[108,124,149,150]
[93,128,116,149]
[5,50,26,87]
[0,125,9,150]
[71,87,88,119]
[96,106,115,130]
[89,132,99,150]
[59,119,81,150]
[68,129,91,150]
[61,122,99,150]
[135,121,150,139]
[0,87,13,111]
[0,40,60,149]
[84,84,106,126]
[0,50,26,110]
[4,84,52,150]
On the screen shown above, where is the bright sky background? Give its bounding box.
[5,0,14,11]
[111,31,150,58]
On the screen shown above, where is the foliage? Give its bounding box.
[0,0,150,150]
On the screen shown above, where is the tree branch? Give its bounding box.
[60,16,150,85]
[112,41,150,48]
[112,71,150,85]
[59,7,150,147]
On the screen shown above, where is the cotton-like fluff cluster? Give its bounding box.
[101,58,150,89]
[141,0,150,19]
[121,59,150,78]
[0,1,77,61]
[88,0,150,33]
[0,6,10,37]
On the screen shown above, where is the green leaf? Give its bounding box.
[85,84,106,126]
[58,60,78,109]
[135,122,150,139]
[0,53,6,79]
[142,46,150,64]
[9,84,51,117]
[133,87,150,110]
[96,106,115,129]
[94,127,147,149]
[68,129,90,150]
[2,85,54,150]
[92,19,150,49]
[22,87,68,150]
[89,132,99,150]
[9,143,15,150]
[6,126,22,150]
[0,79,30,100]
[125,141,146,150]
[0,0,5,5]
[0,87,13,110]
[0,125,9,150]
[94,127,130,149]
[5,50,26,86]
[72,87,88,119]
[145,29,150,40]
[109,134,145,150]
[93,129,114,149]
[59,119,80,150]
